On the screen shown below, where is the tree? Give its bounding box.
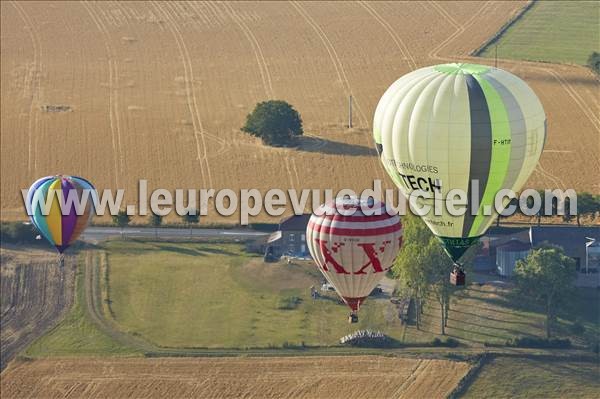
[242,100,303,146]
[588,51,600,75]
[181,209,199,237]
[393,215,433,329]
[112,210,131,238]
[574,192,599,226]
[514,245,576,338]
[149,211,163,239]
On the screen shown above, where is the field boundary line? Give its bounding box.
[81,1,123,188]
[219,2,275,99]
[470,0,537,57]
[446,353,492,399]
[11,1,42,178]
[358,1,417,70]
[151,1,213,188]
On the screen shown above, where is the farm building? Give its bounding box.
[476,225,600,286]
[496,239,531,277]
[264,214,311,259]
[529,226,600,271]
[586,239,600,273]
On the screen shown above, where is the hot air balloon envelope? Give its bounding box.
[306,197,403,319]
[26,175,96,254]
[373,63,546,263]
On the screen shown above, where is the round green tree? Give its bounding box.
[242,100,303,146]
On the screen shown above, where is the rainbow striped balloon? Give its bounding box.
[26,175,96,253]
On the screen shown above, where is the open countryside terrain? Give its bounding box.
[1,356,470,399]
[1,1,599,224]
[0,247,75,370]
[5,240,599,398]
[25,241,599,355]
[462,355,600,399]
[2,2,600,398]
[479,1,600,65]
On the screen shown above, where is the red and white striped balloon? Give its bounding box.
[306,197,403,313]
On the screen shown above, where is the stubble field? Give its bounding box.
[1,1,598,223]
[0,247,75,370]
[0,356,470,399]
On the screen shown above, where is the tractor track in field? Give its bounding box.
[289,1,368,127]
[10,1,42,178]
[82,251,154,353]
[81,1,123,188]
[220,2,275,99]
[150,1,214,188]
[358,1,417,70]
[428,0,491,62]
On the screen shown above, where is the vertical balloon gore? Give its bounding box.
[306,197,403,315]
[343,297,367,312]
[26,175,95,254]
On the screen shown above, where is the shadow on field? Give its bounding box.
[199,246,239,256]
[451,308,539,328]
[296,136,377,156]
[152,244,238,257]
[157,245,207,257]
[525,72,599,86]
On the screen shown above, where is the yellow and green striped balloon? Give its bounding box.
[374,63,546,262]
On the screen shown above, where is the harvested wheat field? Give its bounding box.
[0,247,75,371]
[1,1,598,222]
[0,356,470,398]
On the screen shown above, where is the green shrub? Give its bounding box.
[431,337,459,347]
[507,336,571,349]
[277,295,302,310]
[0,222,38,244]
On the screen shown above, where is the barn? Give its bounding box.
[264,214,311,260]
[496,239,531,277]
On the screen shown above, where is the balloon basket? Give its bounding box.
[348,313,359,323]
[450,265,465,287]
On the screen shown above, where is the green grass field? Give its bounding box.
[409,282,599,347]
[24,241,597,355]
[102,241,597,349]
[480,1,599,65]
[25,262,140,357]
[105,241,404,348]
[462,356,600,398]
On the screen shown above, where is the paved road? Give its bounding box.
[81,226,268,242]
